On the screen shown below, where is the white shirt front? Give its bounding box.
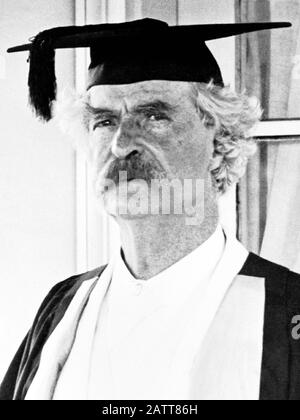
[27,226,265,400]
[86,225,225,400]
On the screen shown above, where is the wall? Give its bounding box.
[0,0,76,381]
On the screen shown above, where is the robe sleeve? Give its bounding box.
[0,266,105,400]
[0,278,77,400]
[0,334,29,400]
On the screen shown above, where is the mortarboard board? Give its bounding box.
[7,18,291,122]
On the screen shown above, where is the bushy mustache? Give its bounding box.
[105,152,165,184]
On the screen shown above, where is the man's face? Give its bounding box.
[86,80,215,219]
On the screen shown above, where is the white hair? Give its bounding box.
[53,88,91,156]
[191,82,262,193]
[53,82,262,193]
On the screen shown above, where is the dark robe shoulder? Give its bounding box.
[240,253,300,400]
[1,253,300,400]
[0,266,106,400]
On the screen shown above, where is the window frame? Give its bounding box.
[235,0,300,142]
[253,120,300,140]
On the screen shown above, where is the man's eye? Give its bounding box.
[147,113,167,122]
[93,119,113,130]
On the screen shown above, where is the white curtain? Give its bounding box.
[239,0,300,273]
[261,140,300,272]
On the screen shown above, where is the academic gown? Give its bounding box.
[1,252,300,401]
[30,225,234,400]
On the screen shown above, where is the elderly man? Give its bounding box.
[1,18,300,401]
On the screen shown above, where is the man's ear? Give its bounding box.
[202,110,219,132]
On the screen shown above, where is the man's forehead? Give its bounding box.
[88,80,192,109]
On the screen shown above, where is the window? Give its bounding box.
[237,0,300,271]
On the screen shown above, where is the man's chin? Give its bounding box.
[101,183,150,219]
[104,203,151,220]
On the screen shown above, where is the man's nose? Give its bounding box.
[111,122,142,159]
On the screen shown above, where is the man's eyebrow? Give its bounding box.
[84,103,118,119]
[133,100,178,113]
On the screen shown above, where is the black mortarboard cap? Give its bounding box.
[7,18,291,122]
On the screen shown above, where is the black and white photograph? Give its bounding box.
[0,0,300,402]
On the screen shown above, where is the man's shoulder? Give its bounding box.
[43,265,107,302]
[240,252,300,280]
[34,265,108,326]
[239,252,300,301]
[52,265,107,293]
[0,265,108,400]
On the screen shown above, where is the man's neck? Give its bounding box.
[117,211,219,280]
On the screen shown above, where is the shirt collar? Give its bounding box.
[109,224,226,307]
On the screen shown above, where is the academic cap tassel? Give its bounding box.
[27,25,90,121]
[28,31,57,122]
